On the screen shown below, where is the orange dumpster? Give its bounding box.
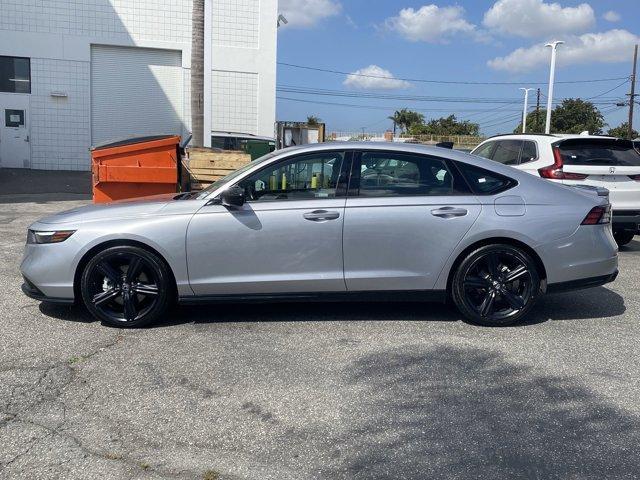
[91,135,181,203]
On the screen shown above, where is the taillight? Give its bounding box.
[538,147,588,180]
[628,174,640,181]
[581,205,611,225]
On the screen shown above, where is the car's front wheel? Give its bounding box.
[451,244,540,327]
[80,245,172,327]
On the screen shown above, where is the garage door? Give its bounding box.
[91,45,184,145]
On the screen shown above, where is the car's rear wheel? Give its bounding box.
[613,231,635,247]
[451,244,540,327]
[80,246,172,327]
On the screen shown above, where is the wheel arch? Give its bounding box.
[73,239,178,302]
[445,237,548,296]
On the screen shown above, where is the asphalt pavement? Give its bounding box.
[1,194,639,479]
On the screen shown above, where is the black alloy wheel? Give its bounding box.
[452,244,540,326]
[613,231,635,247]
[81,246,172,327]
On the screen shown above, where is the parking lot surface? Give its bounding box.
[1,195,640,479]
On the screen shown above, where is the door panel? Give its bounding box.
[0,93,30,168]
[343,196,481,291]
[186,199,346,295]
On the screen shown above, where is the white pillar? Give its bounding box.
[520,88,534,133]
[203,0,212,147]
[545,41,563,134]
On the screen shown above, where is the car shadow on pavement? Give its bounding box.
[317,345,640,479]
[38,286,625,328]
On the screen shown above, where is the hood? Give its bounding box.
[37,193,181,225]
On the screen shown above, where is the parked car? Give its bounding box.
[472,134,640,246]
[21,143,617,328]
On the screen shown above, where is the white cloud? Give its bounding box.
[278,0,342,28]
[483,0,595,38]
[488,29,640,73]
[343,65,411,90]
[384,5,478,43]
[603,10,621,22]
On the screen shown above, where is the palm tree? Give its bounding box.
[190,0,205,147]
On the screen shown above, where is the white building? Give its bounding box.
[0,0,277,171]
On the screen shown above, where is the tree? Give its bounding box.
[607,122,639,139]
[513,110,547,134]
[410,115,480,136]
[306,115,321,126]
[190,0,205,147]
[388,108,424,133]
[513,99,606,135]
[550,98,606,134]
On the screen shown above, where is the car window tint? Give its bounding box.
[491,140,522,165]
[357,152,465,197]
[456,162,517,195]
[557,139,640,167]
[238,152,345,202]
[520,141,537,164]
[473,142,495,159]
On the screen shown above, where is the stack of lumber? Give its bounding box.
[187,148,251,191]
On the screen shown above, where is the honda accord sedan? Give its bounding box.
[21,143,618,327]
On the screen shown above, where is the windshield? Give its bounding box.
[187,151,281,199]
[557,138,640,167]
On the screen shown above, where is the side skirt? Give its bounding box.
[179,290,447,305]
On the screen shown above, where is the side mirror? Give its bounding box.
[220,185,245,207]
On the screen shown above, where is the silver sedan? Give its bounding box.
[20,143,618,327]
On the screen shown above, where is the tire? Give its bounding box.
[80,246,172,327]
[451,244,541,327]
[613,231,635,247]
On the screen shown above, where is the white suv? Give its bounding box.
[472,134,640,246]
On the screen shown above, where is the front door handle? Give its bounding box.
[303,210,340,221]
[431,206,468,218]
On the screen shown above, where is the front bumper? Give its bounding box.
[21,278,75,304]
[612,210,640,233]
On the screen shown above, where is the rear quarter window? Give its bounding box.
[557,139,640,167]
[455,162,517,195]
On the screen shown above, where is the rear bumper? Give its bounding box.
[547,270,618,293]
[612,210,640,233]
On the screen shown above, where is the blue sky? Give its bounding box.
[276,0,640,136]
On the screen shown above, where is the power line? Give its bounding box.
[278,61,630,86]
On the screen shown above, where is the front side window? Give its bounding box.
[472,141,496,159]
[0,56,30,94]
[491,140,522,165]
[356,151,467,197]
[238,151,345,202]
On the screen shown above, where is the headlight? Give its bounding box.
[27,230,76,244]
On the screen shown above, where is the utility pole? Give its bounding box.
[545,41,564,134]
[535,88,541,132]
[628,44,638,139]
[519,88,534,133]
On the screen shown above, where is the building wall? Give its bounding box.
[0,0,276,170]
[209,0,277,139]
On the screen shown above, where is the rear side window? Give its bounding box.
[455,162,517,195]
[355,151,469,197]
[557,139,640,166]
[491,140,522,165]
[520,141,538,164]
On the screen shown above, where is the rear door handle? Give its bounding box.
[303,210,340,221]
[431,207,468,218]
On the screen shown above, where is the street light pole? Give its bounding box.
[628,44,638,139]
[519,88,534,133]
[545,41,564,134]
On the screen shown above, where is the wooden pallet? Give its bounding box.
[187,149,251,191]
